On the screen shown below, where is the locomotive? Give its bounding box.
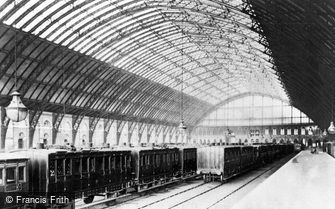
[1,143,293,208]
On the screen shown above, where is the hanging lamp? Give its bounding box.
[323,129,328,136]
[179,22,187,131]
[6,25,28,122]
[328,122,335,134]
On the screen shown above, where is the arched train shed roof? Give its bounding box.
[0,0,293,127]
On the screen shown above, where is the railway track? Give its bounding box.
[76,154,295,209]
[76,176,201,209]
[139,181,208,209]
[165,166,275,209]
[145,154,295,209]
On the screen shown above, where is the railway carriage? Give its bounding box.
[131,147,180,191]
[197,144,294,182]
[17,148,133,205]
[0,153,29,193]
[240,146,256,173]
[197,146,242,182]
[1,143,295,207]
[0,153,29,209]
[180,147,197,177]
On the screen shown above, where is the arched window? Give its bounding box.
[43,120,51,127]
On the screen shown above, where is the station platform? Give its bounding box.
[232,150,335,209]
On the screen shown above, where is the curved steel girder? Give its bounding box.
[15,1,252,50]
[1,1,274,90]
[119,39,270,80]
[193,92,290,127]
[101,76,189,121]
[0,28,95,105]
[131,91,176,119]
[106,29,264,71]
[129,38,269,72]
[124,85,179,119]
[92,21,264,65]
[136,53,273,87]
[0,25,212,126]
[110,31,271,81]
[114,38,244,98]
[37,0,118,39]
[33,2,259,59]
[117,46,224,102]
[89,16,261,61]
[88,69,206,124]
[52,0,249,49]
[136,88,183,120]
[0,1,288,125]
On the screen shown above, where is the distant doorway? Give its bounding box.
[308,138,312,147]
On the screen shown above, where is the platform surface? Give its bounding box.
[232,150,335,209]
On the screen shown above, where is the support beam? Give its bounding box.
[28,110,43,148]
[116,120,127,145]
[52,113,64,145]
[137,122,145,144]
[72,115,84,146]
[88,117,100,145]
[162,126,170,144]
[147,124,156,143]
[103,118,114,145]
[0,107,10,150]
[128,121,137,145]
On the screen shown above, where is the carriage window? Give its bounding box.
[72,158,80,175]
[111,157,115,170]
[163,154,166,164]
[147,155,150,165]
[96,157,103,172]
[0,168,3,184]
[166,154,170,165]
[57,159,64,175]
[18,167,25,181]
[127,156,131,168]
[124,156,127,168]
[105,157,109,171]
[124,156,129,168]
[82,157,88,173]
[89,158,95,172]
[49,160,55,177]
[156,155,160,166]
[65,159,71,175]
[115,156,120,169]
[6,167,16,184]
[142,156,146,166]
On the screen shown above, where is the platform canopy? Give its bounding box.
[0,0,304,128]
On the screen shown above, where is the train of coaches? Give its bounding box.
[0,143,295,208]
